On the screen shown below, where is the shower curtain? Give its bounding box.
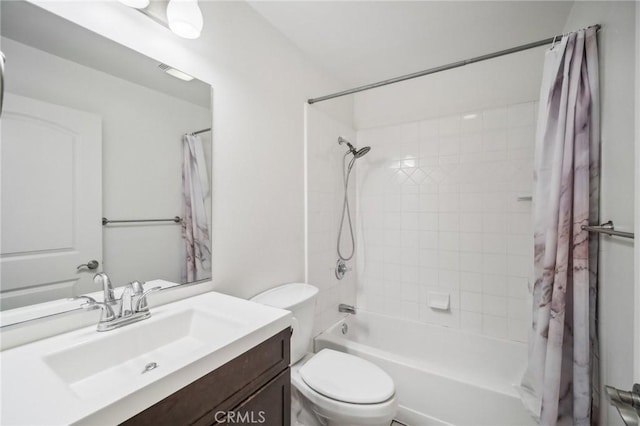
[520,27,600,426]
[182,133,212,282]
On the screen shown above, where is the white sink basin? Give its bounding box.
[44,308,244,399]
[0,291,291,426]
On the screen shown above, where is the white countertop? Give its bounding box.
[0,291,291,425]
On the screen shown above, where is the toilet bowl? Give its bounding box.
[250,283,397,426]
[292,351,397,426]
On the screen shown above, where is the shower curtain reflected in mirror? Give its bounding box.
[519,27,600,426]
[182,133,212,282]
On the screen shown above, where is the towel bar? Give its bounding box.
[102,216,182,226]
[581,221,634,239]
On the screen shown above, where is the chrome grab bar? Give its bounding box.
[581,220,634,239]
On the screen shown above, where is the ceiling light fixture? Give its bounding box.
[166,0,203,40]
[118,0,150,9]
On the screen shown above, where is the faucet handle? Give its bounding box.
[93,302,116,323]
[130,280,145,295]
[69,295,98,309]
[119,285,135,317]
[134,286,162,313]
[70,296,116,323]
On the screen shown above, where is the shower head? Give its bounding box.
[354,146,371,158]
[338,136,371,159]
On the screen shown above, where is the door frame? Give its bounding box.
[634,2,639,382]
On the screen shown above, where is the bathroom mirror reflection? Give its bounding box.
[0,1,213,311]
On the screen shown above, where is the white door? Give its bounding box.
[1,93,102,310]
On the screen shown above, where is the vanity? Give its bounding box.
[0,291,292,425]
[123,328,291,426]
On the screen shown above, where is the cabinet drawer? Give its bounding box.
[121,328,291,426]
[209,368,290,426]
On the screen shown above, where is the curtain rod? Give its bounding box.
[307,24,601,104]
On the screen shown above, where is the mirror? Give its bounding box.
[0,1,213,312]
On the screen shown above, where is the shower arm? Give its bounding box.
[338,136,356,156]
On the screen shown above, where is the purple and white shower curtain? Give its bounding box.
[519,27,600,426]
[182,133,212,282]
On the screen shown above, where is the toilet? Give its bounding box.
[250,283,397,426]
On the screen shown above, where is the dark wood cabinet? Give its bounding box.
[213,369,290,426]
[122,328,291,426]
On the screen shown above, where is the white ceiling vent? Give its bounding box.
[158,63,194,82]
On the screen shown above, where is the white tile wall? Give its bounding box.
[356,101,537,343]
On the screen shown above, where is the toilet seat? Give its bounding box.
[299,349,395,404]
[291,351,397,426]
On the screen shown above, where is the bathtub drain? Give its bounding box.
[341,323,348,335]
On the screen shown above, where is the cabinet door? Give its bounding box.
[214,369,290,426]
[122,329,290,426]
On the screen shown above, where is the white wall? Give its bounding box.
[305,105,357,336]
[2,37,211,286]
[28,1,352,300]
[561,2,636,425]
[354,46,547,129]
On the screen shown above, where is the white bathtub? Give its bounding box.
[314,312,536,426]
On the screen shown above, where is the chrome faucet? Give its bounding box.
[94,272,115,305]
[338,303,357,314]
[73,273,161,331]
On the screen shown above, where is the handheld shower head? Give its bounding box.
[338,136,371,159]
[355,146,371,158]
[335,136,370,272]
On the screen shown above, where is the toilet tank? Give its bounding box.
[250,283,318,364]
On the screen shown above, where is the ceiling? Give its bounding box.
[248,1,575,87]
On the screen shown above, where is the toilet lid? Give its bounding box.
[299,349,394,404]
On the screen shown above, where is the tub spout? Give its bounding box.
[339,303,356,314]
